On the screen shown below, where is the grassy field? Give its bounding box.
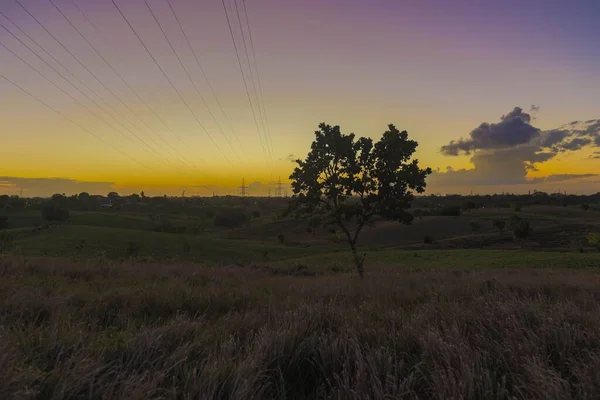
[1,203,600,398]
[2,256,600,399]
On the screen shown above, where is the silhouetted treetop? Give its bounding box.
[289,122,431,276]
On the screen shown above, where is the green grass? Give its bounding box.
[10,224,340,264]
[2,204,600,398]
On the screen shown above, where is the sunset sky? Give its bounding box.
[1,0,599,197]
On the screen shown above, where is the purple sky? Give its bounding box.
[1,0,599,196]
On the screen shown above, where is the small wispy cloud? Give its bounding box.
[279,153,297,163]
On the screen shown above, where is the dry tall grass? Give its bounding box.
[2,256,600,399]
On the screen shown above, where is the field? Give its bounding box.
[1,198,600,398]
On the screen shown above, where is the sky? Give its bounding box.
[1,0,599,197]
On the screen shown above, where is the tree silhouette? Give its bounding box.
[508,215,532,246]
[288,123,431,277]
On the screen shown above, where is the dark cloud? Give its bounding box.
[539,129,570,148]
[431,108,600,192]
[558,137,593,151]
[441,107,541,155]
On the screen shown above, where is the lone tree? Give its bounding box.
[508,214,532,247]
[288,123,431,277]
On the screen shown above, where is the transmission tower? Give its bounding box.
[276,176,283,197]
[239,178,248,197]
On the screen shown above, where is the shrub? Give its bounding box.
[424,235,433,244]
[581,203,590,211]
[214,208,249,229]
[469,222,481,233]
[126,241,141,259]
[462,201,477,211]
[413,209,423,220]
[508,215,532,245]
[182,241,191,256]
[41,202,70,222]
[587,233,600,252]
[493,219,506,232]
[0,215,8,230]
[439,205,461,217]
[0,231,13,253]
[277,233,285,244]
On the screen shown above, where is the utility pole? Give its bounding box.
[239,178,248,197]
[276,176,283,197]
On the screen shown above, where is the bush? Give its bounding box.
[587,233,600,252]
[0,215,8,230]
[469,222,481,233]
[0,231,13,253]
[182,241,191,255]
[439,205,461,217]
[508,215,532,245]
[41,202,70,222]
[424,235,433,244]
[493,219,506,232]
[462,201,477,211]
[126,241,141,259]
[214,208,249,229]
[277,233,285,244]
[581,204,590,211]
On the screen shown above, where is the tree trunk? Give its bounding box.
[350,242,365,278]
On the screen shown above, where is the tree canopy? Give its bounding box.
[288,123,431,276]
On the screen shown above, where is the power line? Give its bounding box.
[0,19,181,170]
[45,0,198,170]
[0,38,165,161]
[221,0,271,171]
[164,0,243,150]
[241,0,274,158]
[233,0,272,160]
[110,0,233,166]
[142,0,241,163]
[0,72,151,170]
[65,0,203,171]
[9,0,182,169]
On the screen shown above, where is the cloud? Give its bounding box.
[441,107,541,155]
[431,108,600,192]
[542,174,598,183]
[590,151,600,159]
[539,129,570,147]
[0,177,291,198]
[558,137,592,151]
[0,177,116,197]
[279,154,297,163]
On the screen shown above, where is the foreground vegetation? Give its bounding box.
[1,122,599,398]
[2,256,600,399]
